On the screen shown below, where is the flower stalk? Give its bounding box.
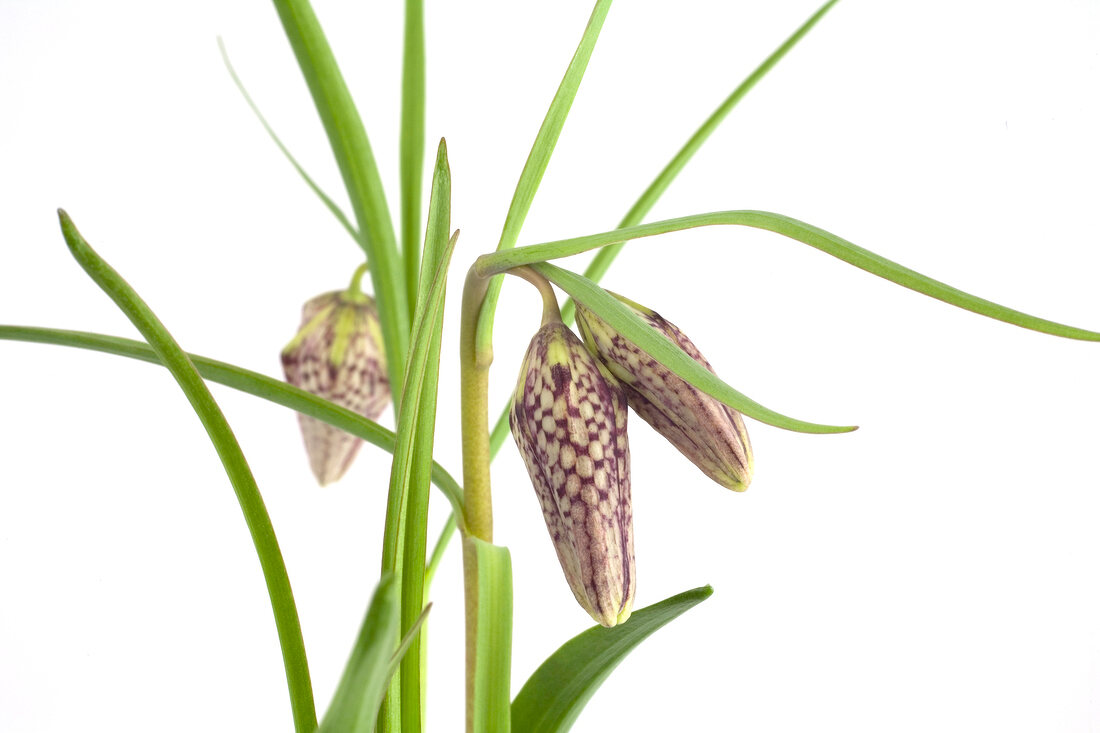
[458,267,499,731]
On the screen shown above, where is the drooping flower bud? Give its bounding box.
[281,290,389,485]
[575,293,753,492]
[510,321,635,627]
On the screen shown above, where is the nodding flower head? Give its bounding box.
[510,320,635,627]
[576,293,753,492]
[281,290,389,486]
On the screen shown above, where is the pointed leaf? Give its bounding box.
[511,585,713,733]
[489,0,842,455]
[387,602,432,685]
[55,211,316,733]
[532,261,857,434]
[0,326,466,519]
[564,0,840,323]
[319,575,401,733]
[379,209,457,733]
[271,0,409,398]
[476,0,613,354]
[218,37,360,247]
[478,209,1100,342]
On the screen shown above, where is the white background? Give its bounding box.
[2,1,1099,731]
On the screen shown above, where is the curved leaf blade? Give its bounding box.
[218,37,360,247]
[490,0,841,457]
[320,574,401,733]
[476,0,613,354]
[0,325,466,519]
[479,210,1100,342]
[533,262,857,434]
[56,211,317,733]
[565,0,841,324]
[271,0,409,398]
[511,585,713,733]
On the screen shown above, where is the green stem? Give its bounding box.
[346,261,370,297]
[507,266,562,326]
[458,263,567,730]
[485,269,560,457]
[459,267,495,543]
[459,266,494,731]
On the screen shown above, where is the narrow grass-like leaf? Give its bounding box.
[532,261,856,434]
[55,211,316,733]
[465,536,513,733]
[217,37,360,247]
[271,0,409,399]
[425,513,458,589]
[0,326,466,519]
[489,0,841,456]
[384,143,454,733]
[401,0,427,317]
[387,602,432,685]
[419,140,451,316]
[319,574,400,733]
[475,0,612,354]
[511,585,713,733]
[561,0,840,324]
[478,210,1100,342]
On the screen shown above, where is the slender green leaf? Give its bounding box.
[476,0,612,353]
[271,0,409,400]
[490,0,841,456]
[0,326,466,519]
[419,140,451,316]
[217,37,360,247]
[511,586,713,733]
[477,210,1100,342]
[55,211,316,733]
[425,513,458,589]
[387,602,432,685]
[561,0,840,324]
[401,0,427,317]
[381,143,454,733]
[319,575,401,733]
[533,261,856,434]
[466,536,513,733]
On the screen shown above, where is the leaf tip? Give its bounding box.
[56,208,81,251]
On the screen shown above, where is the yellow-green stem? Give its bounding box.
[459,266,495,732]
[507,266,561,326]
[460,267,494,543]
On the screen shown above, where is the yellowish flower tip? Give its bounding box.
[281,291,390,485]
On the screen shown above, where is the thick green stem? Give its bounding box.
[460,268,495,543]
[459,266,495,731]
[458,264,562,731]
